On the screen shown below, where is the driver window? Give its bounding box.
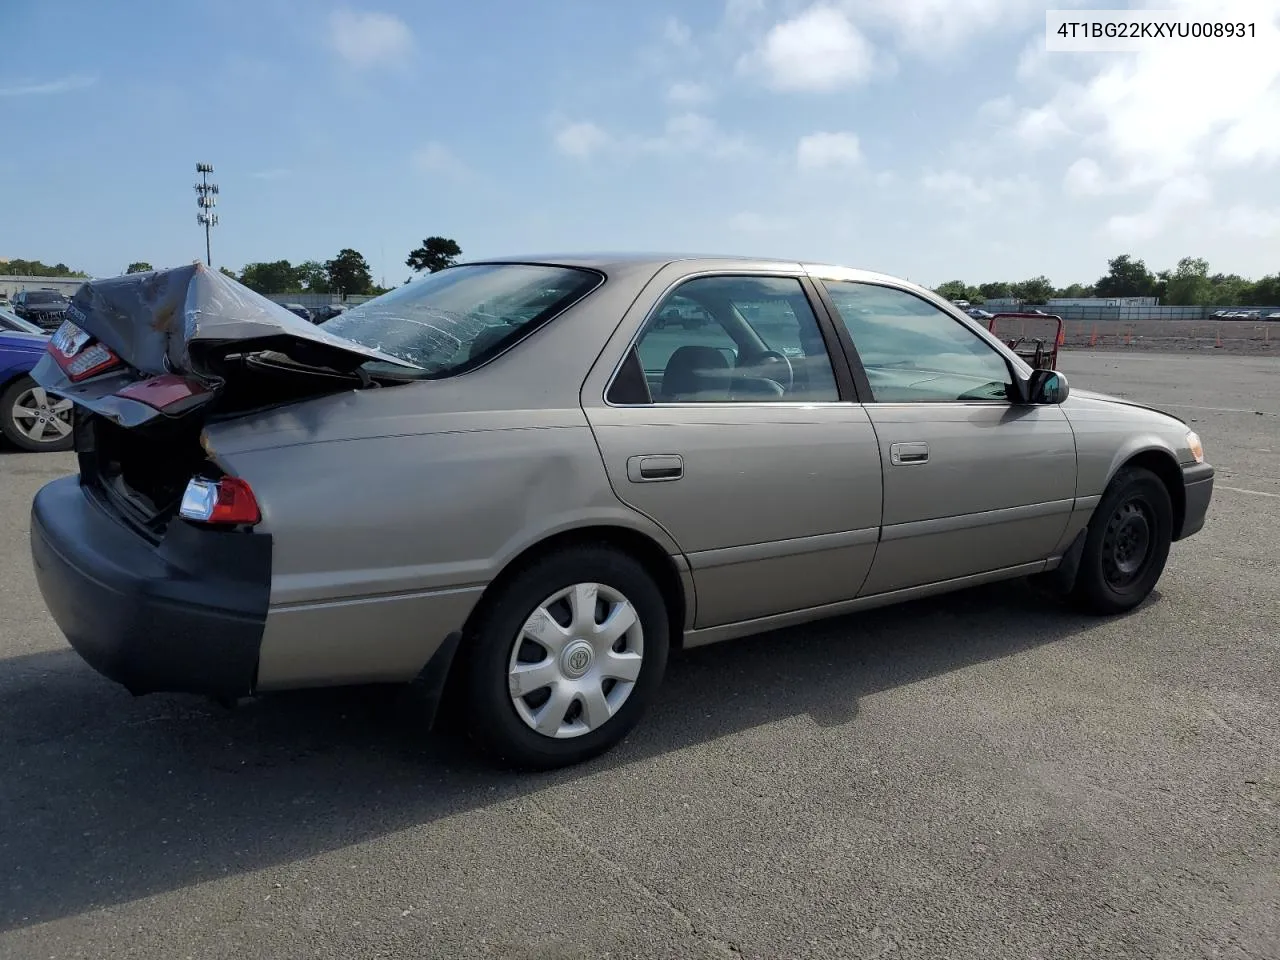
[622,276,840,404]
[821,281,1013,403]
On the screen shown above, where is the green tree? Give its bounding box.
[325,248,374,297]
[1163,257,1212,306]
[1094,254,1156,298]
[1054,283,1094,299]
[2,258,89,278]
[125,261,154,274]
[1208,272,1248,305]
[406,236,462,273]
[978,281,1013,300]
[297,260,331,293]
[934,280,971,301]
[218,266,238,279]
[1246,274,1280,305]
[1012,276,1055,303]
[239,260,303,294]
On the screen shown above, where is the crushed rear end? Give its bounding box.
[27,264,416,698]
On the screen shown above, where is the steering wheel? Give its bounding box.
[755,350,794,392]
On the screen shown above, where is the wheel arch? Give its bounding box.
[1111,447,1185,539]
[424,523,694,731]
[464,524,692,647]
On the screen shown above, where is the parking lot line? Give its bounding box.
[1218,485,1280,499]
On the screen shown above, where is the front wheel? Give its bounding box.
[460,546,670,769]
[0,377,75,452]
[1071,467,1173,615]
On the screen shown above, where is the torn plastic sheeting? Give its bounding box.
[62,262,418,376]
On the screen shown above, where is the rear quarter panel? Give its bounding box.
[219,412,682,690]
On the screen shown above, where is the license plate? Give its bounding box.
[51,321,91,357]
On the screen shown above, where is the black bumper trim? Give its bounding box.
[30,475,271,699]
[1177,461,1214,541]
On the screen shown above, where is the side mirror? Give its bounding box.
[1027,369,1069,404]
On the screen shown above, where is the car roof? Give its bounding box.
[461,253,930,294]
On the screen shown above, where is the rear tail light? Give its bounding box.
[179,477,261,526]
[48,321,123,382]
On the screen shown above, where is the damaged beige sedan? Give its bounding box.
[30,257,1213,768]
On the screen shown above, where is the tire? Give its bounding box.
[1071,467,1173,615]
[460,546,670,770]
[0,377,75,453]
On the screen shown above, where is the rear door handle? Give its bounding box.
[627,455,684,482]
[890,441,929,465]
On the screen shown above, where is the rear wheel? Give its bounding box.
[0,377,74,452]
[1071,467,1173,615]
[461,546,669,769]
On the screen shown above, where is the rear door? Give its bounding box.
[815,276,1078,596]
[581,267,883,629]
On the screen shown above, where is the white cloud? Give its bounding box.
[1063,157,1107,196]
[411,142,468,178]
[1004,5,1280,189]
[0,74,96,97]
[668,81,713,104]
[921,170,1037,209]
[554,121,611,159]
[1014,105,1071,144]
[977,95,1014,121]
[1105,175,1213,242]
[841,0,1064,52]
[797,131,862,170]
[644,112,751,159]
[1219,205,1280,238]
[663,16,693,47]
[328,9,414,68]
[742,5,877,91]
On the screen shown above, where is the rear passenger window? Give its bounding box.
[619,276,841,404]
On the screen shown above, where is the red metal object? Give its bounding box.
[115,373,212,413]
[987,312,1064,370]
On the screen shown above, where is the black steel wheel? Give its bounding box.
[1072,466,1173,615]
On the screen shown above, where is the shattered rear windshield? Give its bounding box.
[320,263,603,378]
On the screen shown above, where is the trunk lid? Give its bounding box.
[31,263,417,538]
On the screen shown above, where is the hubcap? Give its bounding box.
[10,386,73,444]
[507,582,644,740]
[1102,499,1153,588]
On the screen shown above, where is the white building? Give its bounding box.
[0,275,90,299]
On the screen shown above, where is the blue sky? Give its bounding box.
[2,0,1278,288]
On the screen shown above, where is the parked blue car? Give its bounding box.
[0,308,74,451]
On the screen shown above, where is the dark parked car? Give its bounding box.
[282,303,313,323]
[13,290,72,330]
[312,304,348,323]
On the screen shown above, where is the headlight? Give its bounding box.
[1185,430,1204,464]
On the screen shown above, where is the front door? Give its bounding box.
[584,272,884,628]
[817,278,1078,596]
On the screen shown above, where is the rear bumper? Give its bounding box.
[1177,461,1214,541]
[30,475,272,699]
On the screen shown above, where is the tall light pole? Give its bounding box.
[194,162,219,266]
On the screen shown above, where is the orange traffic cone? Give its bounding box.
[1089,324,1098,346]
[1215,330,1222,348]
[1056,325,1065,347]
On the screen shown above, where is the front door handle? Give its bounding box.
[890,441,929,465]
[627,454,684,482]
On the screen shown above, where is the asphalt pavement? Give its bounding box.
[0,350,1276,959]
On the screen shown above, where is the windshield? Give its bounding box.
[0,308,44,334]
[320,263,602,378]
[23,291,66,305]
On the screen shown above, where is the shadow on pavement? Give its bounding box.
[0,580,1112,931]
